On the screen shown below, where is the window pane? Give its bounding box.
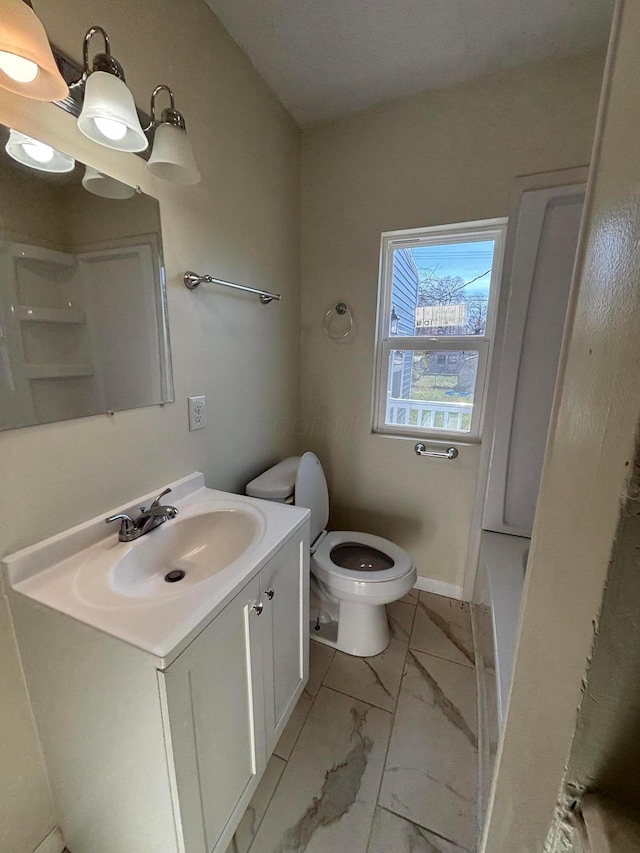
[389,240,496,338]
[386,350,479,433]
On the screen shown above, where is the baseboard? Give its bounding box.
[34,827,65,853]
[414,576,463,600]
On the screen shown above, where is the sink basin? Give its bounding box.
[110,508,262,599]
[5,474,310,661]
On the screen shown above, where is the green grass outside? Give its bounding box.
[405,374,473,431]
[410,374,471,404]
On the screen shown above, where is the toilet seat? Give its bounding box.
[312,530,414,585]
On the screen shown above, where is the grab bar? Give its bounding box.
[184,271,281,304]
[415,443,459,460]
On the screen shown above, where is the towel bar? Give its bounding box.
[414,443,459,460]
[184,271,281,304]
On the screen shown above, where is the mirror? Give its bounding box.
[0,124,173,431]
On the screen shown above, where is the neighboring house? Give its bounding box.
[389,247,419,399]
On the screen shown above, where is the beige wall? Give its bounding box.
[300,51,604,591]
[483,2,640,847]
[0,1,300,851]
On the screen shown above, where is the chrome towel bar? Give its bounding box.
[184,271,281,304]
[415,443,459,460]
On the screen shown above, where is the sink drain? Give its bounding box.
[165,569,186,583]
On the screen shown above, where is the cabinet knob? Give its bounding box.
[251,602,264,615]
[265,589,275,600]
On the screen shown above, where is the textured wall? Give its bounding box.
[546,443,640,849]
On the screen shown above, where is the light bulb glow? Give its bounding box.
[5,130,75,173]
[93,117,127,141]
[0,51,39,83]
[23,140,54,163]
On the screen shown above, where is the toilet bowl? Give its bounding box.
[246,452,416,657]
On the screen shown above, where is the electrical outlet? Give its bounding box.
[188,395,207,431]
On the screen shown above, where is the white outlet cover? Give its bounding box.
[188,396,207,431]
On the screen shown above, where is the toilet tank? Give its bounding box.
[246,457,301,502]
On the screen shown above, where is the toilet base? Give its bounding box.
[337,600,390,656]
[309,577,391,657]
[308,602,390,656]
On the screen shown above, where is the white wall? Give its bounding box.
[300,51,605,591]
[0,1,300,850]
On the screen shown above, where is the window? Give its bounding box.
[373,219,506,441]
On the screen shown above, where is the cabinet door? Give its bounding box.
[261,531,309,754]
[159,575,266,853]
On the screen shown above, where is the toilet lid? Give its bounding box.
[295,452,329,545]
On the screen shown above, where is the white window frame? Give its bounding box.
[372,219,507,443]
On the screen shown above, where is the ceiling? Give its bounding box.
[203,0,614,126]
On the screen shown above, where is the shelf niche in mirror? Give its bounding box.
[0,123,173,431]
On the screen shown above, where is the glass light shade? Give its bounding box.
[82,165,136,199]
[0,0,68,100]
[148,122,200,185]
[5,129,75,172]
[77,71,148,152]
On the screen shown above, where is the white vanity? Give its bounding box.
[3,473,310,853]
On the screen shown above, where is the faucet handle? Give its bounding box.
[105,513,137,539]
[150,487,171,509]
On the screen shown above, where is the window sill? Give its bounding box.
[371,427,482,446]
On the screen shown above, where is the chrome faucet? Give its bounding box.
[105,487,179,542]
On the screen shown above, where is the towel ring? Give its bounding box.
[323,302,354,341]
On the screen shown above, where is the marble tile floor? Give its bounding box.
[226,590,478,853]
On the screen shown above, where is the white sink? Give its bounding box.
[4,473,310,663]
[111,509,261,599]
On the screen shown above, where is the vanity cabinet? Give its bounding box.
[9,517,309,853]
[161,534,308,853]
[161,575,265,853]
[260,534,308,754]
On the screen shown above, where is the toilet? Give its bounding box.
[246,452,416,657]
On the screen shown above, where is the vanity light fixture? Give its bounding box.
[76,27,147,153]
[146,85,200,185]
[81,165,136,199]
[0,0,68,100]
[1,12,200,186]
[5,128,75,172]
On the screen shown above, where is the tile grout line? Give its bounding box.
[248,604,419,853]
[387,598,480,850]
[376,804,475,853]
[319,603,418,713]
[406,597,418,638]
[410,593,476,669]
[247,681,324,852]
[244,757,288,853]
[319,605,410,852]
[365,651,404,853]
[273,684,317,764]
[366,599,419,850]
[319,682,398,715]
[407,645,476,670]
